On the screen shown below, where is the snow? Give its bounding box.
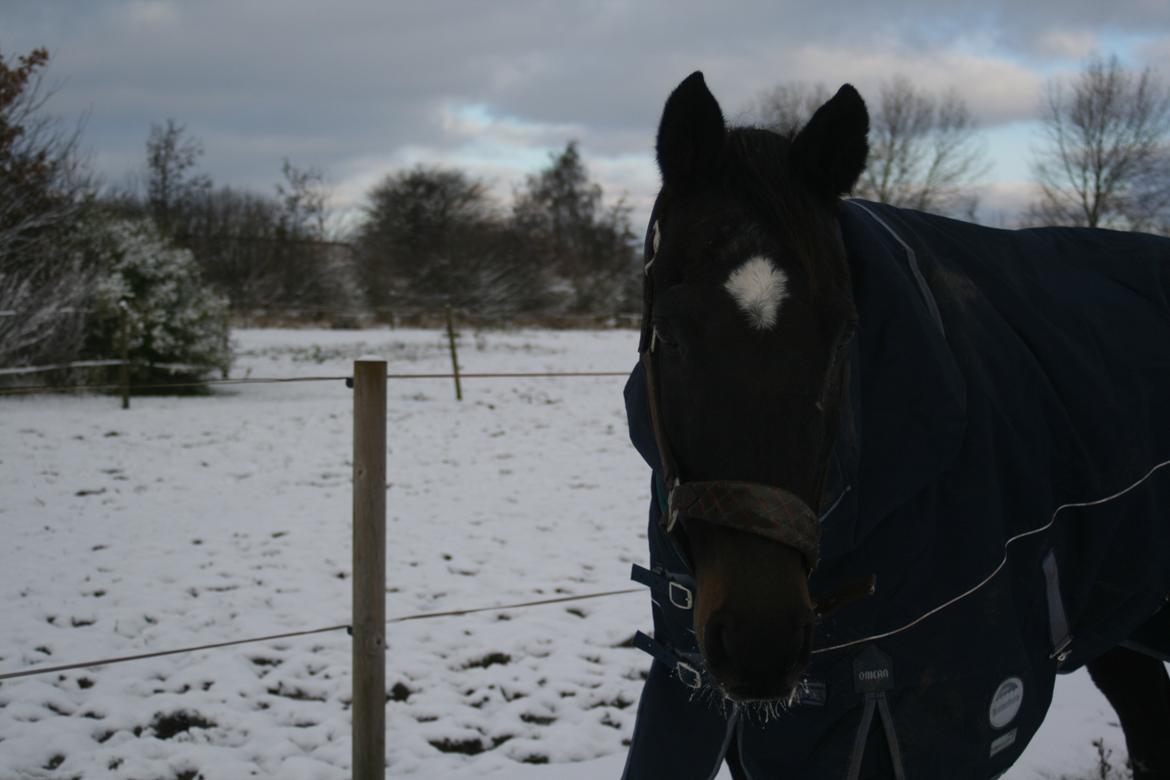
[0,327,1155,779]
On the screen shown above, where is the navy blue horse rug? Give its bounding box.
[622,199,1170,779]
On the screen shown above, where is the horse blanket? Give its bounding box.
[622,199,1170,779]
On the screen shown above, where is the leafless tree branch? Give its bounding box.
[1028,55,1170,231]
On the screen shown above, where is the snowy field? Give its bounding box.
[0,327,1148,779]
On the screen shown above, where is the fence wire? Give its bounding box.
[0,360,127,377]
[0,587,643,682]
[388,370,628,380]
[0,624,350,682]
[0,370,629,396]
[0,375,350,395]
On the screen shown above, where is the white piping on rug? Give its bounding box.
[845,200,946,339]
[820,484,852,524]
[706,706,743,780]
[812,456,1170,655]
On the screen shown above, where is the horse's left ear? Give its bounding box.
[790,84,869,200]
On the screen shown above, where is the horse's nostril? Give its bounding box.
[706,611,766,680]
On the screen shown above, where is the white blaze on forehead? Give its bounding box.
[724,256,788,330]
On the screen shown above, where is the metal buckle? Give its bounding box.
[1049,636,1073,664]
[676,661,702,689]
[668,581,693,610]
[664,481,681,532]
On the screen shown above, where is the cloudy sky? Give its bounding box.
[4,1,1169,228]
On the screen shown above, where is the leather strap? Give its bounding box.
[632,630,705,689]
[668,481,821,571]
[640,349,680,493]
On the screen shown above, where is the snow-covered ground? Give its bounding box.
[0,327,1151,779]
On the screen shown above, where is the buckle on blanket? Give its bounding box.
[668,581,693,610]
[632,630,705,690]
[1049,636,1073,664]
[630,563,695,612]
[675,660,702,689]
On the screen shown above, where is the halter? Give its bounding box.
[638,203,854,575]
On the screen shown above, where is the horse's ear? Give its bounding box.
[790,84,869,200]
[656,71,726,192]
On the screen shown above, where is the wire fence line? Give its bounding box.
[0,374,351,395]
[0,624,351,682]
[0,304,639,322]
[0,369,630,396]
[0,587,644,683]
[388,370,628,379]
[0,359,128,377]
[0,359,221,378]
[386,586,642,623]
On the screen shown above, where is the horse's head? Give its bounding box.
[643,72,867,702]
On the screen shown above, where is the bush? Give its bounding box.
[87,220,231,383]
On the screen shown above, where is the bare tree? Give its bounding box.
[511,141,638,314]
[1029,55,1170,231]
[173,182,360,317]
[356,166,519,314]
[749,82,833,138]
[861,77,988,217]
[276,158,330,239]
[753,76,988,217]
[354,158,632,318]
[270,160,362,316]
[0,46,97,368]
[110,136,362,320]
[146,119,210,234]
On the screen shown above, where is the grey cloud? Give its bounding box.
[3,0,1167,215]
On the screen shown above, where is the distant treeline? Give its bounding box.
[103,119,640,325]
[3,44,1169,377]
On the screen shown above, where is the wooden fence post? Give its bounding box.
[445,304,462,401]
[119,301,130,410]
[352,359,387,778]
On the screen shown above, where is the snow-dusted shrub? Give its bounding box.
[0,258,93,370]
[88,220,231,382]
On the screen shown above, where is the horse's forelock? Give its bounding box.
[718,128,849,305]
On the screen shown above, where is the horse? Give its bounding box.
[622,71,1170,780]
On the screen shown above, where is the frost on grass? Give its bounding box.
[0,328,650,778]
[1057,738,1133,780]
[149,710,218,740]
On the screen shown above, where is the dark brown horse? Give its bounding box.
[627,71,1170,779]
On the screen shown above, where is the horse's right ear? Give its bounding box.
[790,84,869,200]
[656,71,726,192]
